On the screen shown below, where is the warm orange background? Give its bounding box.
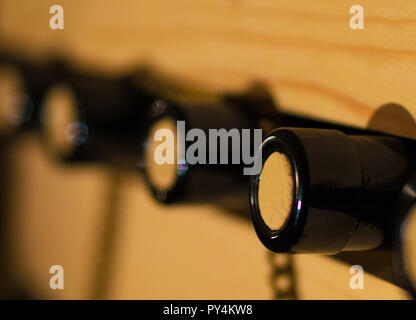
[0,0,414,299]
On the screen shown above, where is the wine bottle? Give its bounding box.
[142,84,371,205]
[142,98,257,204]
[40,68,153,166]
[0,54,59,137]
[250,127,412,254]
[391,171,416,297]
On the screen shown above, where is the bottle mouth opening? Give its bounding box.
[41,84,87,158]
[258,151,294,232]
[145,116,183,192]
[250,129,307,253]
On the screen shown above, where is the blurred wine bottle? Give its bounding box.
[0,53,60,138]
[141,97,258,205]
[40,68,154,167]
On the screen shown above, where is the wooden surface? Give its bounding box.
[3,1,416,137]
[1,0,415,299]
